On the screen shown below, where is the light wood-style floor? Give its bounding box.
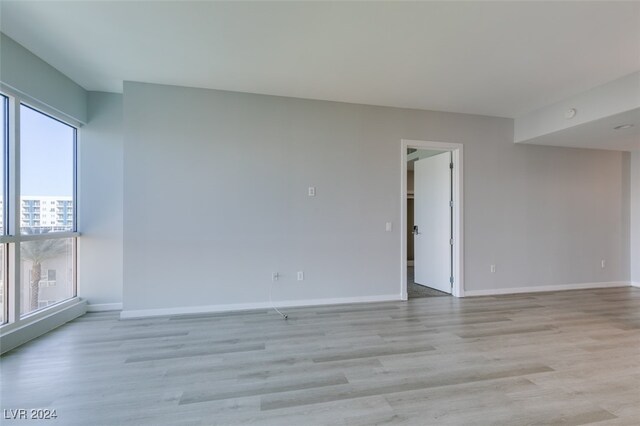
[1,287,640,425]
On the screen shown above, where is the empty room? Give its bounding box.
[0,1,639,425]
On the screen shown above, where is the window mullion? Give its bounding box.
[0,231,80,244]
[8,96,20,323]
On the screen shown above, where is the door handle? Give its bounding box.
[412,225,420,235]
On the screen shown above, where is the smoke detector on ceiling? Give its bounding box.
[564,108,577,119]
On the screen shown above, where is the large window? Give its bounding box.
[20,105,75,234]
[0,94,78,326]
[20,238,74,316]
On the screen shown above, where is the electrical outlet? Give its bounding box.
[385,222,392,232]
[272,272,279,281]
[308,186,316,197]
[601,259,606,269]
[297,271,304,281]
[490,264,496,273]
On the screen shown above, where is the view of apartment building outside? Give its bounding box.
[0,196,74,316]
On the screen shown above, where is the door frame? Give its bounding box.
[401,139,464,299]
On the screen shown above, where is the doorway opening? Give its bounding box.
[401,140,464,299]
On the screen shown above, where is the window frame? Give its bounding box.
[19,102,78,235]
[2,93,8,235]
[0,94,7,324]
[0,89,80,328]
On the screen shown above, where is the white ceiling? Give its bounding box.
[1,1,639,118]
[518,108,640,151]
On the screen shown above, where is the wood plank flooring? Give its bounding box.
[1,287,640,425]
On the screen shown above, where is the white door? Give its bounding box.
[413,152,452,294]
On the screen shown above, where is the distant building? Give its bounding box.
[0,196,74,233]
[0,196,74,319]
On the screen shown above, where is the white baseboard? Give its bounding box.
[87,303,123,312]
[120,294,401,319]
[464,281,631,297]
[631,282,640,288]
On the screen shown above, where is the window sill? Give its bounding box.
[0,297,87,354]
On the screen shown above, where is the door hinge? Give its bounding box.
[450,238,454,245]
[450,162,454,169]
[450,276,454,284]
[449,200,454,207]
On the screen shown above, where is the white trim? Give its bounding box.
[0,298,86,354]
[120,294,401,320]
[464,282,631,297]
[631,282,640,288]
[401,139,464,299]
[87,303,123,312]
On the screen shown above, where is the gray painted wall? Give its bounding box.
[78,92,123,306]
[123,81,630,312]
[632,152,640,284]
[0,33,87,123]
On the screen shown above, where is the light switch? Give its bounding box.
[308,186,316,197]
[385,222,392,232]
